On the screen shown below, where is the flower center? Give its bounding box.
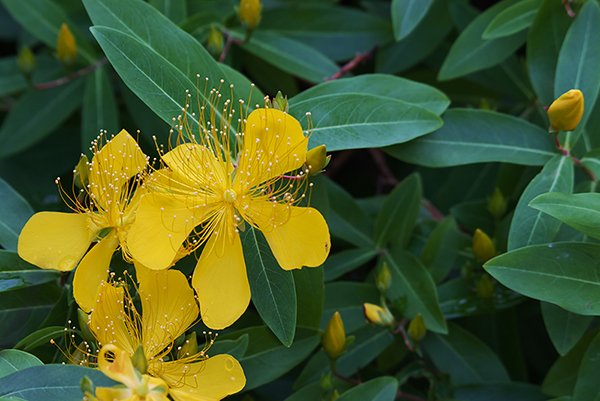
[223,188,237,203]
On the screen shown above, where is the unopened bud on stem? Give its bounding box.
[322,311,346,359]
[547,89,584,132]
[472,228,496,263]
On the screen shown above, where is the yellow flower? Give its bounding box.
[127,99,330,329]
[547,89,584,132]
[322,311,346,359]
[88,267,245,401]
[56,23,77,66]
[17,130,148,312]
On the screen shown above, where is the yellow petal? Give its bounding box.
[160,143,227,191]
[73,231,119,312]
[89,129,147,210]
[136,266,199,358]
[127,193,215,270]
[98,344,140,389]
[17,212,96,271]
[89,282,138,354]
[235,108,308,190]
[247,203,330,270]
[192,231,250,330]
[95,386,135,401]
[159,354,245,401]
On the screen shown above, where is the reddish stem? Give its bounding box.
[34,58,107,90]
[393,321,414,352]
[562,0,576,17]
[553,133,597,181]
[327,49,374,81]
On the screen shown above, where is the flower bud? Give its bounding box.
[131,345,148,374]
[74,154,90,189]
[80,376,94,395]
[407,314,427,342]
[547,89,584,132]
[206,27,224,57]
[487,188,506,219]
[306,145,330,176]
[363,303,395,327]
[472,228,496,263]
[177,331,199,358]
[77,308,95,344]
[375,263,392,293]
[322,311,346,359]
[56,23,77,66]
[17,46,36,76]
[273,91,288,112]
[239,0,262,31]
[475,274,495,299]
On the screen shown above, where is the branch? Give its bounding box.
[327,49,374,81]
[34,58,108,90]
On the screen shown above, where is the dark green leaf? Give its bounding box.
[323,248,377,282]
[0,350,42,379]
[573,331,600,401]
[541,302,592,356]
[483,0,541,39]
[208,334,249,360]
[337,376,398,401]
[293,267,324,329]
[242,227,296,347]
[149,0,187,23]
[81,67,119,151]
[386,109,555,167]
[0,57,27,97]
[0,179,34,251]
[14,326,70,352]
[420,216,469,283]
[454,382,545,401]
[391,0,434,40]
[0,251,59,293]
[322,282,379,334]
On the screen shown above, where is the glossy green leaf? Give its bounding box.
[0,180,33,251]
[420,216,468,283]
[0,350,42,379]
[386,109,555,167]
[208,334,249,360]
[485,243,600,315]
[529,192,600,240]
[454,382,545,401]
[337,376,398,401]
[0,365,115,400]
[149,0,187,23]
[439,0,527,80]
[423,322,510,385]
[293,267,324,329]
[391,0,434,40]
[323,248,378,282]
[374,174,421,247]
[0,57,27,97]
[14,326,70,352]
[322,282,379,334]
[483,0,541,39]
[81,67,119,150]
[573,331,600,401]
[527,0,572,104]
[0,80,85,159]
[541,302,592,356]
[384,248,447,334]
[508,155,573,250]
[0,251,59,293]
[242,228,296,347]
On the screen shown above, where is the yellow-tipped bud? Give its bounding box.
[56,23,77,66]
[177,331,199,358]
[206,27,224,57]
[131,345,148,374]
[407,314,427,342]
[239,0,262,31]
[306,145,330,176]
[475,274,495,299]
[375,263,392,293]
[547,89,584,132]
[322,311,346,359]
[17,46,36,76]
[363,303,395,327]
[74,154,90,189]
[487,188,506,219]
[472,228,496,263]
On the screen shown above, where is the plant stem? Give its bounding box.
[34,58,107,90]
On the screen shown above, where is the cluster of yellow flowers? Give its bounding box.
[17,89,331,400]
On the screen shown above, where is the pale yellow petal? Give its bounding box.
[89,129,148,210]
[98,344,140,389]
[158,354,245,401]
[95,386,135,401]
[73,231,119,312]
[192,231,250,330]
[17,212,97,271]
[127,193,215,270]
[161,144,227,192]
[247,202,330,270]
[136,266,199,358]
[89,282,138,354]
[235,108,307,190]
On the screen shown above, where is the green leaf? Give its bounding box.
[0,57,27,97]
[221,326,320,390]
[541,302,592,356]
[374,174,422,247]
[0,350,42,379]
[384,248,447,334]
[81,67,119,151]
[259,5,391,61]
[0,80,85,159]
[0,365,115,400]
[573,331,600,401]
[386,109,555,167]
[555,0,600,127]
[337,376,399,401]
[529,192,600,240]
[454,382,545,401]
[391,0,434,40]
[149,0,187,23]
[483,0,541,39]
[422,322,510,385]
[527,0,572,104]
[293,267,324,329]
[291,73,450,116]
[439,0,527,80]
[508,155,573,250]
[242,227,296,347]
[323,248,378,282]
[322,282,380,333]
[420,216,469,283]
[1,0,96,62]
[208,334,249,360]
[230,30,338,83]
[485,243,600,315]
[0,179,33,251]
[14,326,69,352]
[0,251,59,293]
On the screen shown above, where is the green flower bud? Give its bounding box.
[472,228,496,263]
[17,46,36,76]
[487,188,507,219]
[305,145,330,176]
[322,311,346,360]
[407,314,427,342]
[56,23,77,66]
